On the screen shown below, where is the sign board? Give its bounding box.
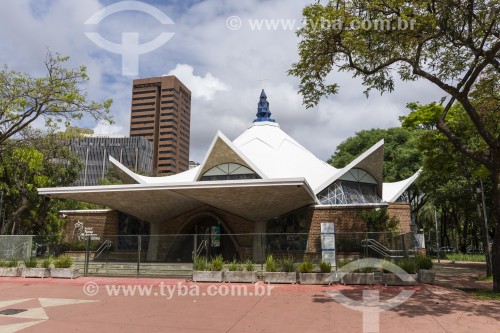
[320,222,336,266]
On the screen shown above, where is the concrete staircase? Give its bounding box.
[74,261,193,278]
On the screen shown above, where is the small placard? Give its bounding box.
[321,222,335,234]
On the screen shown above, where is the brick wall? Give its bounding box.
[387,202,411,233]
[61,210,118,242]
[306,203,412,254]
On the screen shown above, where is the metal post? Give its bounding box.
[0,190,4,233]
[193,233,197,260]
[137,235,141,278]
[84,236,91,276]
[434,208,440,263]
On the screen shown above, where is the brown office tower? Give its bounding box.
[130,76,191,175]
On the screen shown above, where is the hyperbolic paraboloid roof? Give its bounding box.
[39,90,419,223]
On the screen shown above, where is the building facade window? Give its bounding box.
[317,168,380,205]
[201,163,260,181]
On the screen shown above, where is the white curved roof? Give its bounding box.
[382,170,421,202]
[109,120,419,203]
[111,121,339,192]
[232,122,339,191]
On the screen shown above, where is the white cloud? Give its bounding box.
[0,0,444,165]
[92,123,127,136]
[166,64,229,100]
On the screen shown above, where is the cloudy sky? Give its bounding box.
[0,0,443,163]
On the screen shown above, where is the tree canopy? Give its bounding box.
[0,51,112,146]
[291,0,500,292]
[0,52,113,236]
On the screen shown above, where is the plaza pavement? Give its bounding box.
[0,262,498,333]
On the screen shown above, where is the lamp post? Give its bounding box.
[434,207,440,264]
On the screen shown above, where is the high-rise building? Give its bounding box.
[70,135,153,186]
[130,76,191,175]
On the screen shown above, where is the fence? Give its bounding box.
[3,231,420,277]
[0,235,33,260]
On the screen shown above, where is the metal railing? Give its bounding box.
[94,240,112,261]
[13,231,420,277]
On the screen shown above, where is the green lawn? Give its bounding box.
[444,253,486,262]
[466,290,500,301]
[474,275,493,281]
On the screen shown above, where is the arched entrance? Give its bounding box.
[165,213,239,262]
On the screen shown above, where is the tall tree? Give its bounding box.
[290,0,500,292]
[0,131,81,235]
[0,51,113,235]
[402,102,494,276]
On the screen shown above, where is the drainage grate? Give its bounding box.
[0,309,27,315]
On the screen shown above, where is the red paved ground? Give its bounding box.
[0,275,499,333]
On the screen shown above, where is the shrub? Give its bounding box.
[244,259,255,272]
[228,259,242,271]
[416,256,433,270]
[265,254,277,272]
[319,261,332,273]
[6,260,18,268]
[209,255,224,271]
[193,256,208,271]
[298,259,314,273]
[397,258,417,274]
[53,256,73,268]
[0,260,6,267]
[24,257,38,268]
[41,258,52,269]
[278,257,296,273]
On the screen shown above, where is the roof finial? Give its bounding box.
[253,89,275,123]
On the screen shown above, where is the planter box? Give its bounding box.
[341,273,375,285]
[418,269,435,284]
[22,268,50,278]
[263,272,297,284]
[192,271,223,282]
[50,268,80,279]
[382,273,418,286]
[299,272,337,285]
[225,271,257,283]
[0,267,21,277]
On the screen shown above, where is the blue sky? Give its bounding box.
[0,0,443,162]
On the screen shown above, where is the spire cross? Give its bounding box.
[257,79,268,89]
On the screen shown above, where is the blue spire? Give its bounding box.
[253,89,275,123]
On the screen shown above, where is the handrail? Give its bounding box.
[361,239,407,258]
[195,239,207,258]
[94,240,112,260]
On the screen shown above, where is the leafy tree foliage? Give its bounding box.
[361,207,399,232]
[0,52,113,235]
[402,102,494,275]
[328,127,425,228]
[0,51,112,145]
[0,131,81,235]
[291,0,500,292]
[329,127,421,182]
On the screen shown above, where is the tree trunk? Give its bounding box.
[491,165,500,293]
[471,186,493,276]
